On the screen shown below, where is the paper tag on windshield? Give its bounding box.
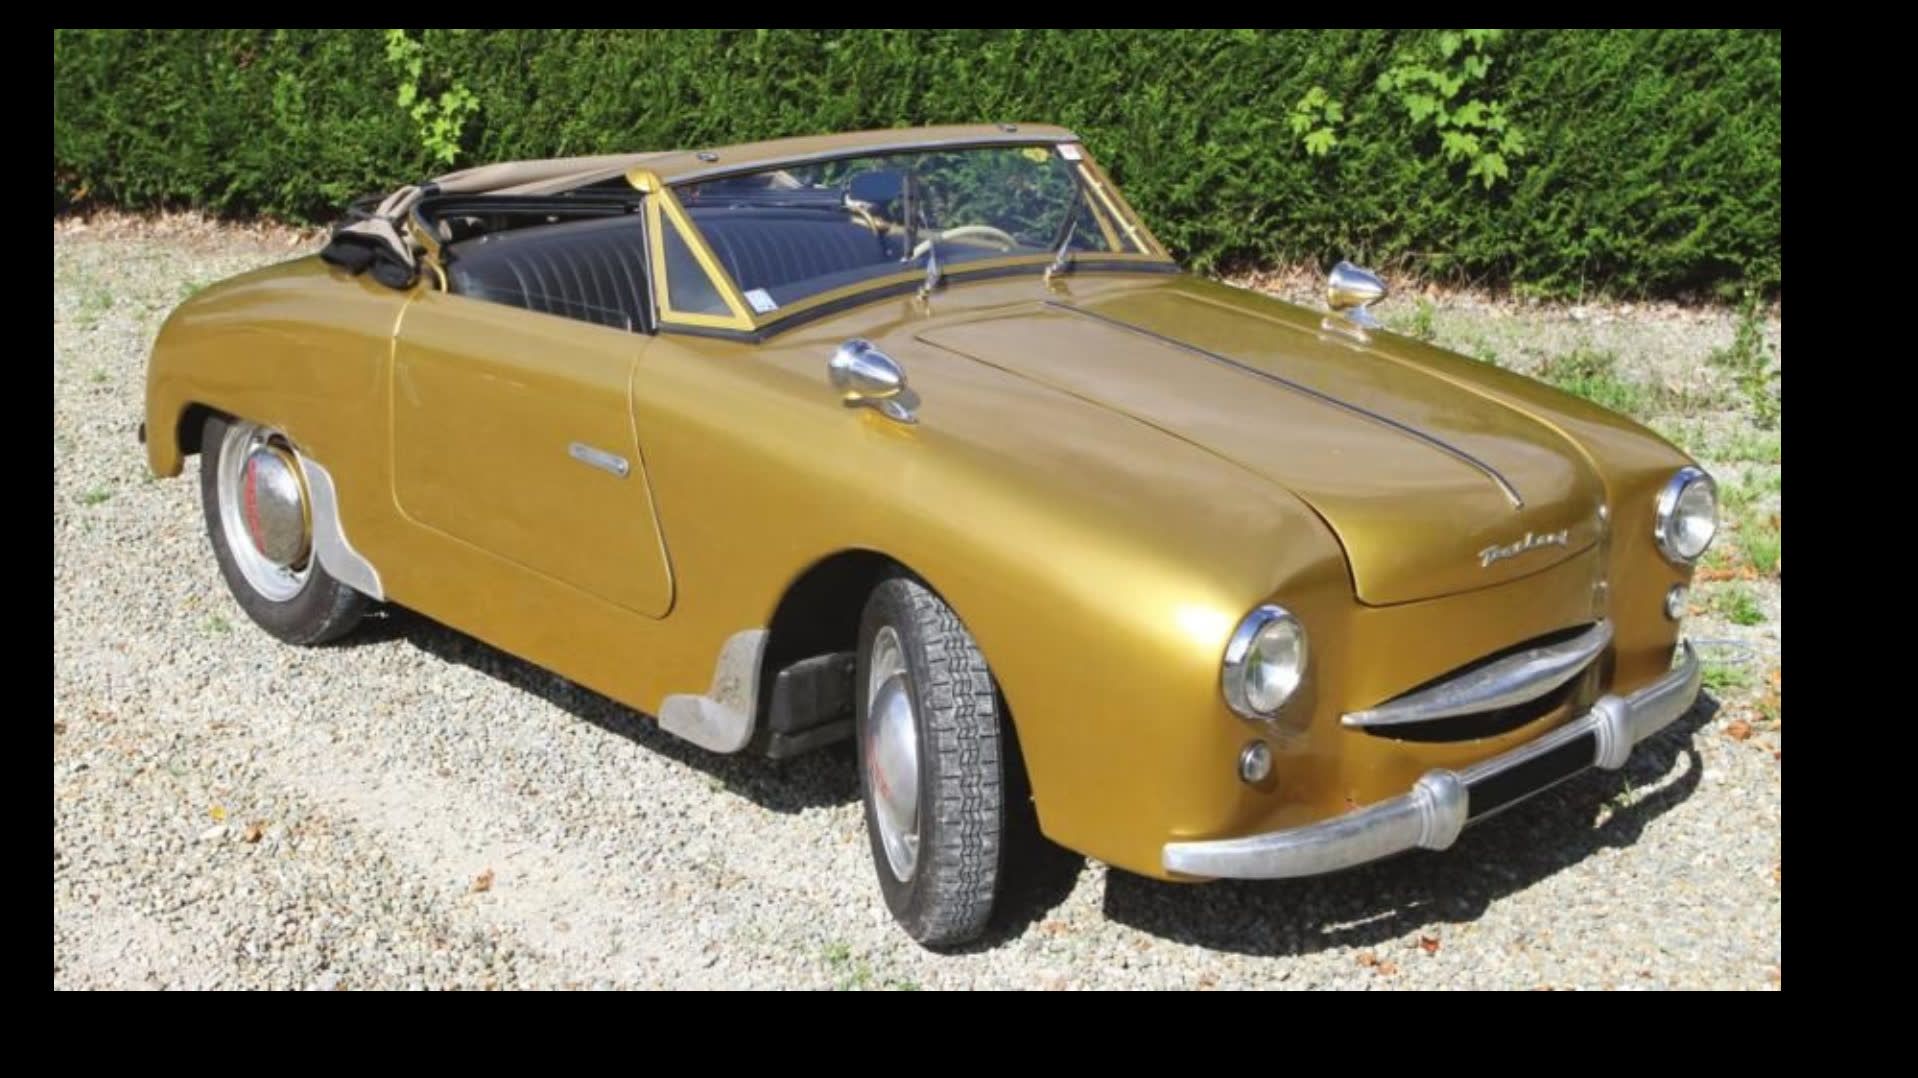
[745,288,778,314]
[1058,143,1084,161]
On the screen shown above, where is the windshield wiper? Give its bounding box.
[1044,212,1078,285]
[1044,182,1085,285]
[918,236,943,301]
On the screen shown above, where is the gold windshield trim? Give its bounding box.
[637,170,757,331]
[639,146,1173,334]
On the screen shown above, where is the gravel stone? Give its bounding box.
[54,214,1781,990]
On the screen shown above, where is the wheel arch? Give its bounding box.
[759,547,1038,784]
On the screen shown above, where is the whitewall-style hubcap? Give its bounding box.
[216,421,313,602]
[866,625,920,881]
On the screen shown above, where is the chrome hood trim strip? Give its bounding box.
[1041,300,1524,508]
[1342,619,1614,728]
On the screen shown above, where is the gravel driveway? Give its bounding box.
[54,217,1781,990]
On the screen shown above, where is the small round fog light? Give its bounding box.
[1238,740,1273,785]
[1665,584,1688,621]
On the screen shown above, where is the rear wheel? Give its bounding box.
[856,575,1021,947]
[199,413,368,645]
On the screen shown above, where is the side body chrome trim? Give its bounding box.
[568,441,632,478]
[1342,619,1614,728]
[297,456,385,601]
[1043,300,1524,509]
[658,628,769,754]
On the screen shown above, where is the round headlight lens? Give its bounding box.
[1223,605,1309,720]
[1655,467,1718,563]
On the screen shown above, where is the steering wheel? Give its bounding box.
[910,225,1020,261]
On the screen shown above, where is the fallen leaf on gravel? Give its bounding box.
[1419,935,1441,955]
[1357,951,1378,967]
[1377,961,1399,975]
[1773,864,1781,884]
[208,804,227,822]
[1725,719,1753,741]
[471,868,495,893]
[241,822,265,843]
[1038,919,1070,936]
[1196,971,1218,990]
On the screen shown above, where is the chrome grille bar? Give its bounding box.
[1341,619,1613,728]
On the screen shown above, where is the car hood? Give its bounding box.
[913,279,1607,606]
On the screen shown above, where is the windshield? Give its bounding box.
[671,144,1163,315]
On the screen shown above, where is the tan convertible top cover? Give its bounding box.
[326,126,1080,282]
[331,152,667,275]
[426,152,671,196]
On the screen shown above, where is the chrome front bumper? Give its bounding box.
[1162,641,1702,880]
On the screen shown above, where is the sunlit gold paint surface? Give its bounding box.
[146,183,1695,881]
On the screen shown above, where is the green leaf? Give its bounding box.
[1440,129,1480,162]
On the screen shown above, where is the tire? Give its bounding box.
[855,575,1020,947]
[199,413,368,645]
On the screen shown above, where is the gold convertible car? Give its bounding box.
[144,125,1712,946]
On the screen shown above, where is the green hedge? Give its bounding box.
[52,29,1780,298]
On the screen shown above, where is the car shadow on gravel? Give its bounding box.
[1099,695,1718,957]
[342,606,860,814]
[344,604,1091,942]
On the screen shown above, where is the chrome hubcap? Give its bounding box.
[866,626,920,881]
[217,422,313,602]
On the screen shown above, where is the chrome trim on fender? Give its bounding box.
[1653,466,1717,564]
[1164,642,1700,880]
[1220,604,1310,721]
[1044,301,1524,509]
[1341,619,1613,728]
[296,456,385,602]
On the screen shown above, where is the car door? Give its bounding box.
[389,289,674,618]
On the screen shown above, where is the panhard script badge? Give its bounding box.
[1478,528,1571,569]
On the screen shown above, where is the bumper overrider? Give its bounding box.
[1163,641,1703,879]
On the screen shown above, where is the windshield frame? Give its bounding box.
[634,140,1174,337]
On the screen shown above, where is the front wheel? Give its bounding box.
[199,413,368,645]
[856,576,1023,947]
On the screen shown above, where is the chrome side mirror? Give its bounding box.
[829,339,917,424]
[1325,260,1386,331]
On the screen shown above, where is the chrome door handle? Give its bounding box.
[568,441,630,478]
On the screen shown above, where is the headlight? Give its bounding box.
[1222,605,1309,721]
[1654,466,1719,563]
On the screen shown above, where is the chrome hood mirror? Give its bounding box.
[829,339,918,424]
[1325,260,1387,332]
